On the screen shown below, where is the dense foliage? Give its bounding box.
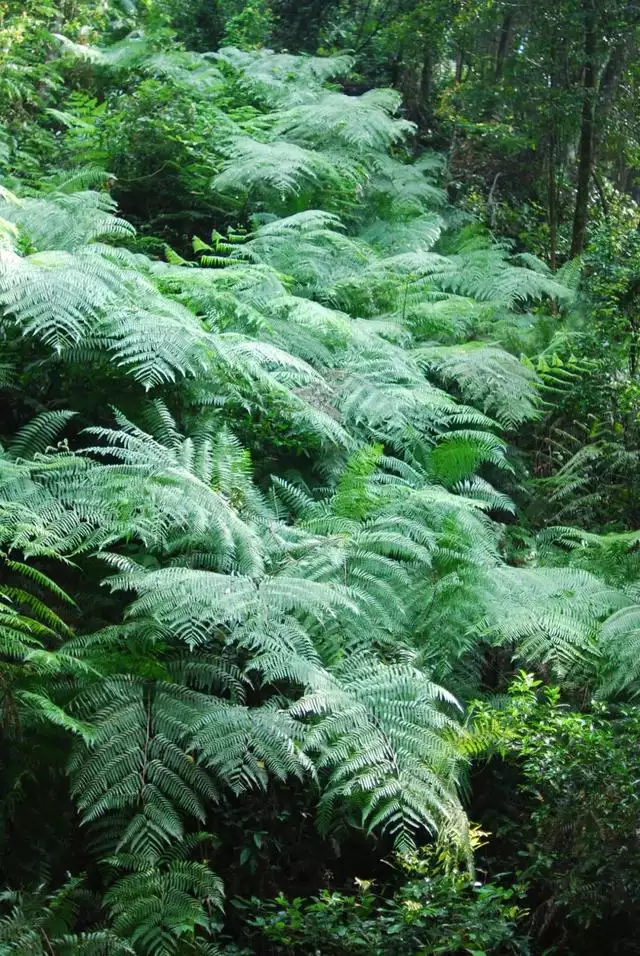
[1,2,640,954]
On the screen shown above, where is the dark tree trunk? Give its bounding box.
[548,131,558,271]
[495,10,514,78]
[547,34,560,272]
[419,50,433,127]
[570,0,598,258]
[389,50,403,87]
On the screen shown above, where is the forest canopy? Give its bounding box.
[1,1,640,954]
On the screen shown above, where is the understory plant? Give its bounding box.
[0,7,639,956]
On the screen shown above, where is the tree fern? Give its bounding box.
[0,880,133,956]
[0,35,633,950]
[214,47,354,108]
[597,605,640,697]
[474,566,626,672]
[415,343,541,429]
[69,677,219,855]
[295,656,465,851]
[273,89,415,156]
[432,238,574,308]
[213,138,363,212]
[104,845,224,956]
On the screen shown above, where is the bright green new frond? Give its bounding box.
[430,430,509,485]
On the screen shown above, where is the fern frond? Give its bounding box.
[273,89,415,155]
[295,656,464,851]
[597,606,640,697]
[476,567,626,671]
[8,411,77,459]
[70,677,218,854]
[416,343,541,428]
[215,47,354,107]
[213,137,363,211]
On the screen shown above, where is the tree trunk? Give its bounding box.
[591,168,609,219]
[547,35,560,272]
[548,132,558,271]
[570,0,597,258]
[419,50,433,128]
[495,10,514,78]
[595,37,629,137]
[389,50,403,88]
